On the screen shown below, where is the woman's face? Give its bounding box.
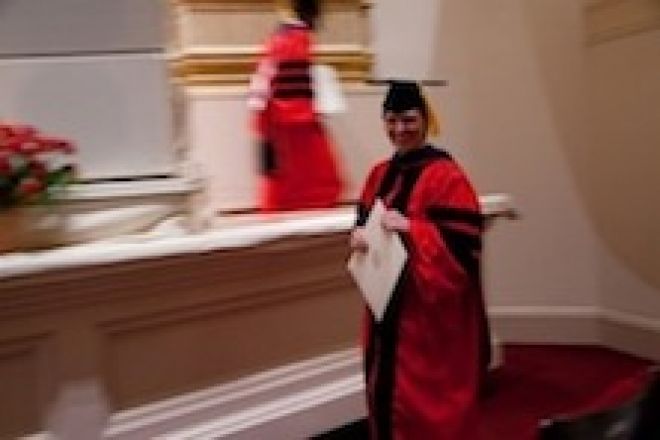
[384,108,427,153]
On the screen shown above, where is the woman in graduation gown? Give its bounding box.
[248,0,343,211]
[350,81,491,439]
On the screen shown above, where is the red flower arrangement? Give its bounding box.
[0,122,76,210]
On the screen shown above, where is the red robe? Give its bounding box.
[249,21,343,211]
[356,145,490,440]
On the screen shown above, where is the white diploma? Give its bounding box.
[312,64,346,115]
[347,199,408,321]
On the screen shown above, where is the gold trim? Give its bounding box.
[586,0,660,45]
[167,0,373,85]
[172,0,365,4]
[170,47,373,85]
[171,0,368,12]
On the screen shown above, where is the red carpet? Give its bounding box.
[316,344,654,439]
[472,344,653,439]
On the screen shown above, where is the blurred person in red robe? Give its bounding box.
[248,0,343,211]
[350,81,491,439]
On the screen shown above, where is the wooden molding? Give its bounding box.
[170,0,370,14]
[0,230,362,425]
[586,0,660,45]
[168,0,373,84]
[171,0,366,6]
[0,232,351,320]
[0,334,51,439]
[23,348,362,440]
[98,272,348,336]
[170,45,373,85]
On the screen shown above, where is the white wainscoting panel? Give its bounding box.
[0,0,165,56]
[0,54,175,179]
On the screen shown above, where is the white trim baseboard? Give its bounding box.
[104,348,364,440]
[162,375,364,440]
[602,309,660,334]
[489,305,602,344]
[601,309,660,362]
[490,305,660,362]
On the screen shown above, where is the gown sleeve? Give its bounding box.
[405,160,484,301]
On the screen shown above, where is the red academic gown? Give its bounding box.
[249,21,343,211]
[356,145,490,440]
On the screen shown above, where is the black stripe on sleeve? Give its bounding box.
[427,206,485,230]
[273,74,312,85]
[278,60,311,70]
[439,227,482,277]
[272,88,314,99]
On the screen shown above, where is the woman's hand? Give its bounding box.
[350,227,369,253]
[382,209,410,233]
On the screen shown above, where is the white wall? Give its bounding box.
[431,0,660,334]
[586,29,660,318]
[0,0,174,180]
[0,0,164,55]
[427,0,601,310]
[370,0,439,79]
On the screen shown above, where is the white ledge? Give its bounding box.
[62,177,198,201]
[0,194,515,280]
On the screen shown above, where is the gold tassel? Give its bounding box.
[421,88,441,138]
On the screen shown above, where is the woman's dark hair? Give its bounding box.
[293,0,321,29]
